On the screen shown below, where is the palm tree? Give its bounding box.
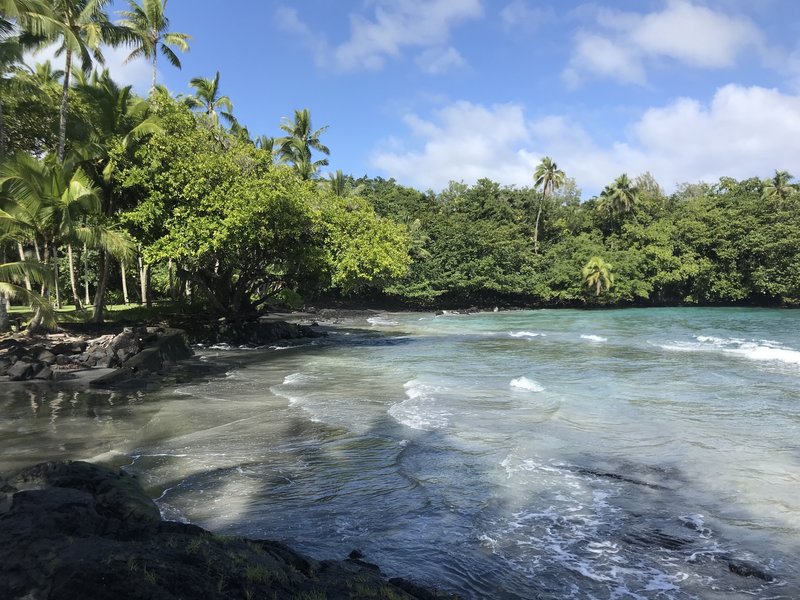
[277,108,329,179]
[328,169,348,197]
[762,170,796,206]
[255,134,276,163]
[21,59,64,90]
[0,152,132,325]
[0,238,56,332]
[119,0,189,91]
[608,174,639,217]
[582,256,614,297]
[21,0,126,163]
[532,156,565,253]
[185,71,233,128]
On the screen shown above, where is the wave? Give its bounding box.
[509,331,545,339]
[367,316,400,326]
[658,336,800,367]
[510,377,544,392]
[581,334,607,343]
[388,379,450,431]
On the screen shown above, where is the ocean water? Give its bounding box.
[1,308,799,599]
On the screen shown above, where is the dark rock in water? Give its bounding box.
[179,318,321,346]
[7,359,37,381]
[348,548,365,559]
[0,461,455,600]
[90,329,194,389]
[728,559,775,582]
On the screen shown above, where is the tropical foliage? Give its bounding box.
[1,1,798,334]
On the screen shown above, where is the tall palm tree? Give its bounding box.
[21,0,125,162]
[185,71,233,128]
[582,256,614,297]
[532,156,565,253]
[277,108,329,180]
[328,169,348,197]
[0,152,132,325]
[608,173,639,217]
[762,170,796,206]
[119,0,189,91]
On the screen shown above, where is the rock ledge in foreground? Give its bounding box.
[0,461,459,600]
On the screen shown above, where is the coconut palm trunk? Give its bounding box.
[67,243,82,310]
[91,249,111,323]
[121,259,129,304]
[57,48,72,163]
[53,244,61,308]
[17,242,31,290]
[83,243,90,305]
[0,292,8,332]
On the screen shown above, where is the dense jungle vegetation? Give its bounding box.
[1,0,798,333]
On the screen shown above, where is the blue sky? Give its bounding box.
[32,0,800,197]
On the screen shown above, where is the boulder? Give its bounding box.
[7,360,38,381]
[0,461,457,600]
[37,350,57,365]
[33,365,53,380]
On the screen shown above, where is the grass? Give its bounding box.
[6,301,199,327]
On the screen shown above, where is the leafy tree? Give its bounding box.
[119,0,189,90]
[277,108,329,180]
[582,256,614,297]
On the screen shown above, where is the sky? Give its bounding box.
[28,0,800,197]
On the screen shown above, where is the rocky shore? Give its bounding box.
[0,326,193,386]
[0,461,457,600]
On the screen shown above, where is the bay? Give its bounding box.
[1,307,798,598]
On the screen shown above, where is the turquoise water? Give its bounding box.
[1,308,799,598]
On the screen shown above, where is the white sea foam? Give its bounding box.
[657,335,800,367]
[509,331,545,339]
[510,377,545,392]
[388,379,450,431]
[367,316,400,326]
[581,334,607,343]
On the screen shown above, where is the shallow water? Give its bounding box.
[1,308,799,599]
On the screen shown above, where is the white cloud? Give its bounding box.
[562,33,645,88]
[415,46,466,75]
[500,1,555,33]
[564,0,763,86]
[276,0,482,73]
[24,43,152,93]
[371,85,800,194]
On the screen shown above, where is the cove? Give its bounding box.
[1,307,798,599]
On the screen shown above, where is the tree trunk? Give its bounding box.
[91,250,112,324]
[121,260,129,304]
[144,263,152,308]
[53,244,61,309]
[17,243,31,291]
[0,292,9,333]
[0,97,6,161]
[137,249,145,305]
[67,244,83,310]
[57,48,72,163]
[168,258,176,301]
[83,243,90,306]
[533,201,543,254]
